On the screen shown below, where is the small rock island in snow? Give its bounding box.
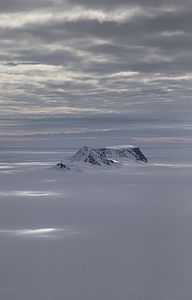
[55,145,147,171]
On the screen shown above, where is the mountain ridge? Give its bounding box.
[55,145,147,171]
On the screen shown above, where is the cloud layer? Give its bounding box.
[0,0,192,122]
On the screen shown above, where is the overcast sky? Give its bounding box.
[0,0,192,134]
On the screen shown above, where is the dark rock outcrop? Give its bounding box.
[56,162,70,170]
[71,146,116,166]
[93,146,147,163]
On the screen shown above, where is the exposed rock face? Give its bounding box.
[94,147,147,163]
[130,147,148,163]
[70,145,147,165]
[71,146,116,166]
[56,162,70,170]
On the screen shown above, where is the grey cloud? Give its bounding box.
[66,0,192,8]
[17,48,83,66]
[0,0,192,122]
[1,0,192,13]
[143,10,192,33]
[0,0,54,13]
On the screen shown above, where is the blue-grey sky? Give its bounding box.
[0,0,192,137]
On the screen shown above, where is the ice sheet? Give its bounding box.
[0,142,192,300]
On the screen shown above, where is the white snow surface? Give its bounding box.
[0,141,192,300]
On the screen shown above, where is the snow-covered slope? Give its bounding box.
[93,146,147,163]
[71,146,116,166]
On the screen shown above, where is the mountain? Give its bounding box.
[93,146,147,163]
[71,146,116,166]
[55,145,147,171]
[56,162,70,170]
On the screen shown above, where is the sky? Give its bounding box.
[0,0,192,138]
